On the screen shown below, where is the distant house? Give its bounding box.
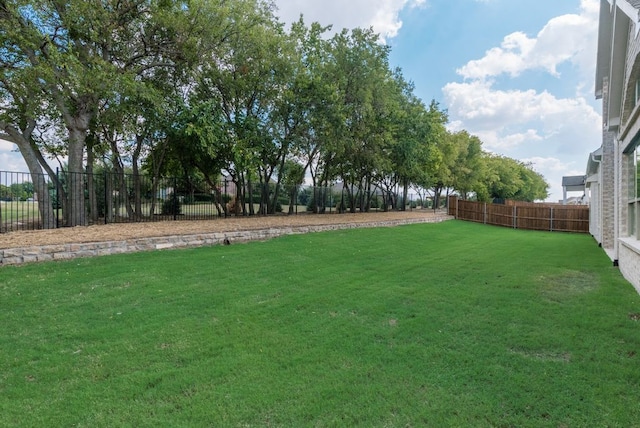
[561,175,587,205]
[591,0,640,292]
[157,187,173,200]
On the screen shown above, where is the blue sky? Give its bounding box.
[1,0,601,202]
[275,0,601,201]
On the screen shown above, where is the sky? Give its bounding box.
[274,0,602,201]
[0,0,601,202]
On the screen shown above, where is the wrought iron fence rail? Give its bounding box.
[1,170,426,233]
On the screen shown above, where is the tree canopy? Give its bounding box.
[0,0,549,226]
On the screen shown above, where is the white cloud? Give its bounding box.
[456,0,599,80]
[442,0,602,201]
[0,138,15,152]
[0,139,28,172]
[443,79,601,155]
[273,0,425,39]
[472,129,544,152]
[0,153,27,173]
[523,156,574,173]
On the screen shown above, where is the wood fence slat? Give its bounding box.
[448,196,589,233]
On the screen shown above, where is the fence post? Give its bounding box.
[55,167,60,229]
[104,171,108,225]
[455,196,459,218]
[224,179,228,217]
[513,205,517,229]
[550,207,554,232]
[332,189,336,212]
[173,177,178,221]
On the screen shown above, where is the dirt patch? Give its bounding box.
[509,348,572,363]
[538,270,599,302]
[0,210,450,250]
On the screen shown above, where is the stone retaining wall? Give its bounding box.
[0,216,452,266]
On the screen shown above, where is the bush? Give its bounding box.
[161,194,182,215]
[193,193,214,203]
[297,188,310,206]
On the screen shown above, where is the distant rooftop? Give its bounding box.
[562,175,586,188]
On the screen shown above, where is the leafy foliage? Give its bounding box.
[1,0,551,228]
[160,193,181,216]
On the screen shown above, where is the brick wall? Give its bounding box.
[619,240,640,294]
[589,181,602,242]
[602,77,617,250]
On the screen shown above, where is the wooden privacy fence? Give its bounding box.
[447,196,589,233]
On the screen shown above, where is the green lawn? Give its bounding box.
[0,201,40,222]
[1,221,639,427]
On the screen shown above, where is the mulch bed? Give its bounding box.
[0,210,450,250]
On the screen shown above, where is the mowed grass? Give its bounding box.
[0,201,41,222]
[1,221,639,427]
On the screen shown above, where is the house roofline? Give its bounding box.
[612,0,640,30]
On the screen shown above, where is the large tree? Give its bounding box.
[411,101,449,208]
[2,0,550,227]
[448,130,485,201]
[481,154,549,202]
[0,0,205,225]
[327,28,396,212]
[190,0,289,214]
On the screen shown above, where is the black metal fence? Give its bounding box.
[1,170,426,233]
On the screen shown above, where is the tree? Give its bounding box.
[482,155,548,202]
[287,21,338,212]
[513,163,549,202]
[188,1,289,214]
[2,0,550,226]
[411,101,449,209]
[448,131,486,200]
[327,28,396,212]
[0,66,57,227]
[0,0,208,225]
[280,160,305,214]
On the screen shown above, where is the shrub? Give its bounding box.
[161,194,181,215]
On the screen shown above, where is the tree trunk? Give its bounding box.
[149,143,167,216]
[402,181,409,211]
[433,184,443,211]
[65,121,89,227]
[86,139,99,223]
[132,135,144,220]
[2,126,56,229]
[348,183,356,213]
[288,185,297,215]
[108,139,134,220]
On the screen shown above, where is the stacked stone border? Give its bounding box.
[1,215,452,266]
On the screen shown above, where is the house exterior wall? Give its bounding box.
[619,147,631,238]
[621,21,640,124]
[619,240,640,294]
[601,77,617,251]
[594,0,640,292]
[588,180,602,243]
[616,14,640,290]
